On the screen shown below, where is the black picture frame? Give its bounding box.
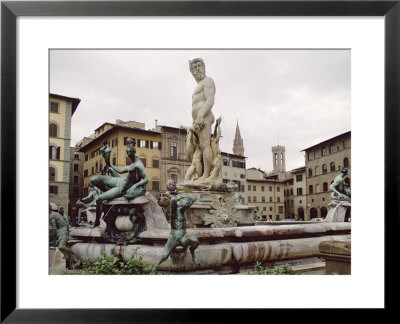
[1,0,397,322]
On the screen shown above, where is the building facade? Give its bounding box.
[283,177,294,219]
[290,166,307,220]
[156,125,192,192]
[49,93,81,215]
[69,147,85,219]
[246,178,285,221]
[303,131,351,219]
[78,121,162,198]
[221,152,247,192]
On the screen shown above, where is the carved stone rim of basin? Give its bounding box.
[104,196,149,205]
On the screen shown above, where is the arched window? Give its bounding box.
[310,208,318,219]
[343,157,349,168]
[322,164,327,174]
[308,168,313,177]
[321,207,328,218]
[323,182,329,192]
[309,185,313,194]
[49,167,56,181]
[330,162,335,172]
[49,145,60,160]
[49,123,58,137]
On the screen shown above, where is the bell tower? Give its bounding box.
[272,145,286,173]
[232,120,244,156]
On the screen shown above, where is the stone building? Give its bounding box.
[290,166,307,220]
[283,177,294,219]
[155,125,191,192]
[246,177,285,221]
[302,131,351,219]
[49,93,81,215]
[246,168,285,220]
[69,147,85,219]
[221,152,247,192]
[78,120,162,198]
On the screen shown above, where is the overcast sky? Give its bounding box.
[50,49,350,171]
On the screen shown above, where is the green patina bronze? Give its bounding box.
[90,138,148,227]
[329,167,351,202]
[49,205,81,269]
[156,195,200,269]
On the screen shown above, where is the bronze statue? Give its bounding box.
[329,168,351,202]
[90,138,148,227]
[49,205,81,269]
[155,195,200,268]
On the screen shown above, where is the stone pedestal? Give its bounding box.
[175,188,257,228]
[325,200,351,222]
[319,240,351,275]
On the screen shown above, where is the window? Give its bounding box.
[276,215,280,221]
[269,186,272,191]
[84,169,88,177]
[308,151,313,161]
[223,159,229,166]
[111,138,118,147]
[277,187,280,192]
[151,141,160,150]
[248,185,251,191]
[49,167,56,181]
[248,196,251,203]
[139,140,147,148]
[152,159,159,168]
[269,197,273,202]
[262,196,265,202]
[330,162,335,172]
[322,164,327,174]
[152,181,160,191]
[74,153,79,160]
[49,146,60,160]
[261,186,265,191]
[343,140,348,149]
[277,197,280,202]
[263,207,267,211]
[91,167,94,175]
[49,124,58,137]
[323,182,329,192]
[91,151,95,158]
[240,174,245,179]
[72,186,79,196]
[296,174,303,182]
[50,101,59,113]
[253,185,256,191]
[73,176,79,184]
[309,185,313,194]
[296,188,303,195]
[329,144,335,154]
[343,157,349,168]
[308,168,313,177]
[279,206,284,213]
[140,157,147,167]
[170,142,177,158]
[321,147,327,156]
[253,196,257,202]
[95,162,98,173]
[270,207,273,211]
[49,185,58,194]
[290,189,293,195]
